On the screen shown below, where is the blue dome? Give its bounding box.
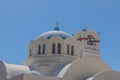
[38,30,73,39]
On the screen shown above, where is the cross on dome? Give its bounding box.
[55,21,59,27]
[54,22,60,31]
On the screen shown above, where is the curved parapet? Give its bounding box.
[62,58,111,80]
[58,63,72,78]
[0,60,30,79]
[92,71,120,80]
[25,70,42,76]
[6,63,30,78]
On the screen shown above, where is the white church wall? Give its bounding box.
[92,71,120,80]
[23,74,62,80]
[8,74,24,80]
[62,58,111,80]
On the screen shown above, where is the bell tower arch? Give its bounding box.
[74,30,100,59]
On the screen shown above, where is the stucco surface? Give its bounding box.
[92,71,120,80]
[62,58,111,80]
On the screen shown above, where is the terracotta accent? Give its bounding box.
[81,38,88,40]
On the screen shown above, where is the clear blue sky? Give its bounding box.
[0,0,120,71]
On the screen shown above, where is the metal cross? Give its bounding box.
[55,21,59,27]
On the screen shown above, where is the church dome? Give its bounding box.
[38,27,74,39]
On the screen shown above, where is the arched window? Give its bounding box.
[71,46,74,55]
[38,45,41,55]
[87,35,96,46]
[77,36,81,41]
[29,47,33,56]
[29,49,32,56]
[52,44,56,54]
[58,43,61,54]
[67,45,70,55]
[42,44,45,54]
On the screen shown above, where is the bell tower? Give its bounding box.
[74,29,100,59]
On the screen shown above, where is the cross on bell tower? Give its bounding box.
[83,26,87,32]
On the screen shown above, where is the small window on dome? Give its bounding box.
[58,43,61,54]
[29,47,33,56]
[52,44,56,54]
[42,44,45,54]
[67,45,70,55]
[29,49,32,56]
[71,46,74,55]
[38,45,41,55]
